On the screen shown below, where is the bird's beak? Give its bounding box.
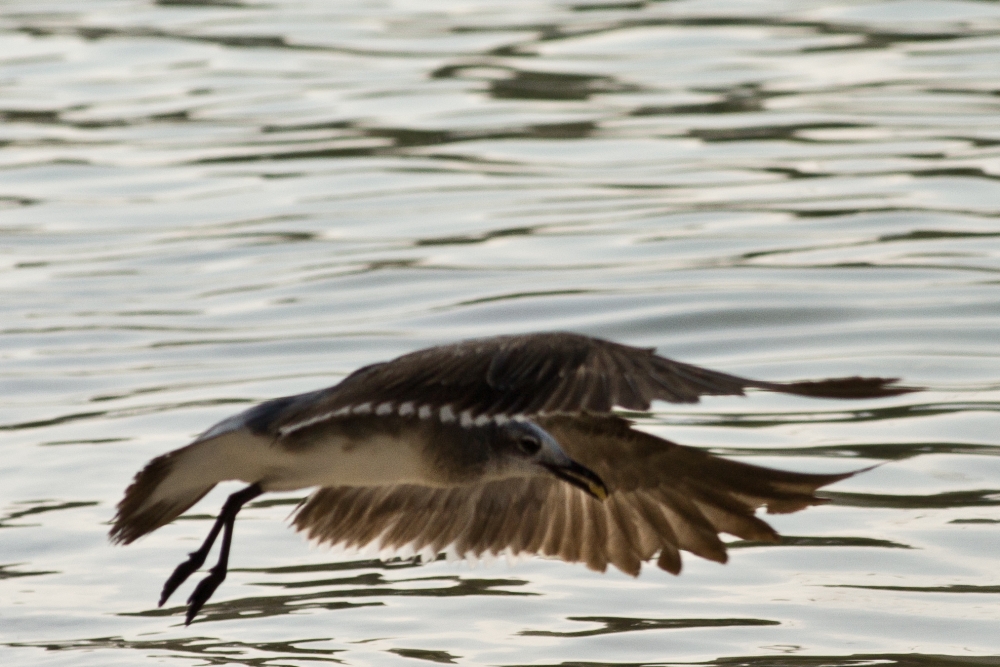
[543,460,608,501]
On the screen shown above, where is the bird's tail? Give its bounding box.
[109,443,214,545]
[109,430,257,545]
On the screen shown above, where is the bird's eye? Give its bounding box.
[517,436,541,456]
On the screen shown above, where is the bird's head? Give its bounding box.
[491,418,608,501]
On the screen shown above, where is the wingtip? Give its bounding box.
[770,376,922,400]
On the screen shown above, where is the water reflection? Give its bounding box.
[520,616,779,638]
[9,637,347,666]
[832,583,1000,594]
[710,442,1000,462]
[129,596,377,624]
[0,564,57,580]
[122,556,534,624]
[728,535,913,550]
[389,647,459,664]
[0,500,99,528]
[502,655,1000,667]
[828,489,1000,510]
[200,120,600,163]
[3,0,1000,664]
[432,64,642,101]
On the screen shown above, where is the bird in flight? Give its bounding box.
[110,332,915,624]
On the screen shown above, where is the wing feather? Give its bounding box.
[579,494,612,571]
[254,333,914,439]
[563,490,588,564]
[523,481,561,555]
[605,494,643,576]
[652,487,730,564]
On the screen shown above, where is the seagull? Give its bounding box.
[110,331,914,624]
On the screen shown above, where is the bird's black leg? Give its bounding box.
[156,483,263,623]
[159,508,228,607]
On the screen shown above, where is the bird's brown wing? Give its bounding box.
[265,332,914,437]
[292,415,853,576]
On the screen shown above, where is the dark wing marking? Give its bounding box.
[291,415,853,576]
[257,332,916,436]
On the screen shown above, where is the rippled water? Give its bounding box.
[2,0,1000,664]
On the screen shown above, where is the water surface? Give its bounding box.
[2,0,1000,665]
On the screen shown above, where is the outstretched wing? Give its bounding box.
[292,415,853,576]
[259,332,914,437]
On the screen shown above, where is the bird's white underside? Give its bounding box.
[139,426,434,516]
